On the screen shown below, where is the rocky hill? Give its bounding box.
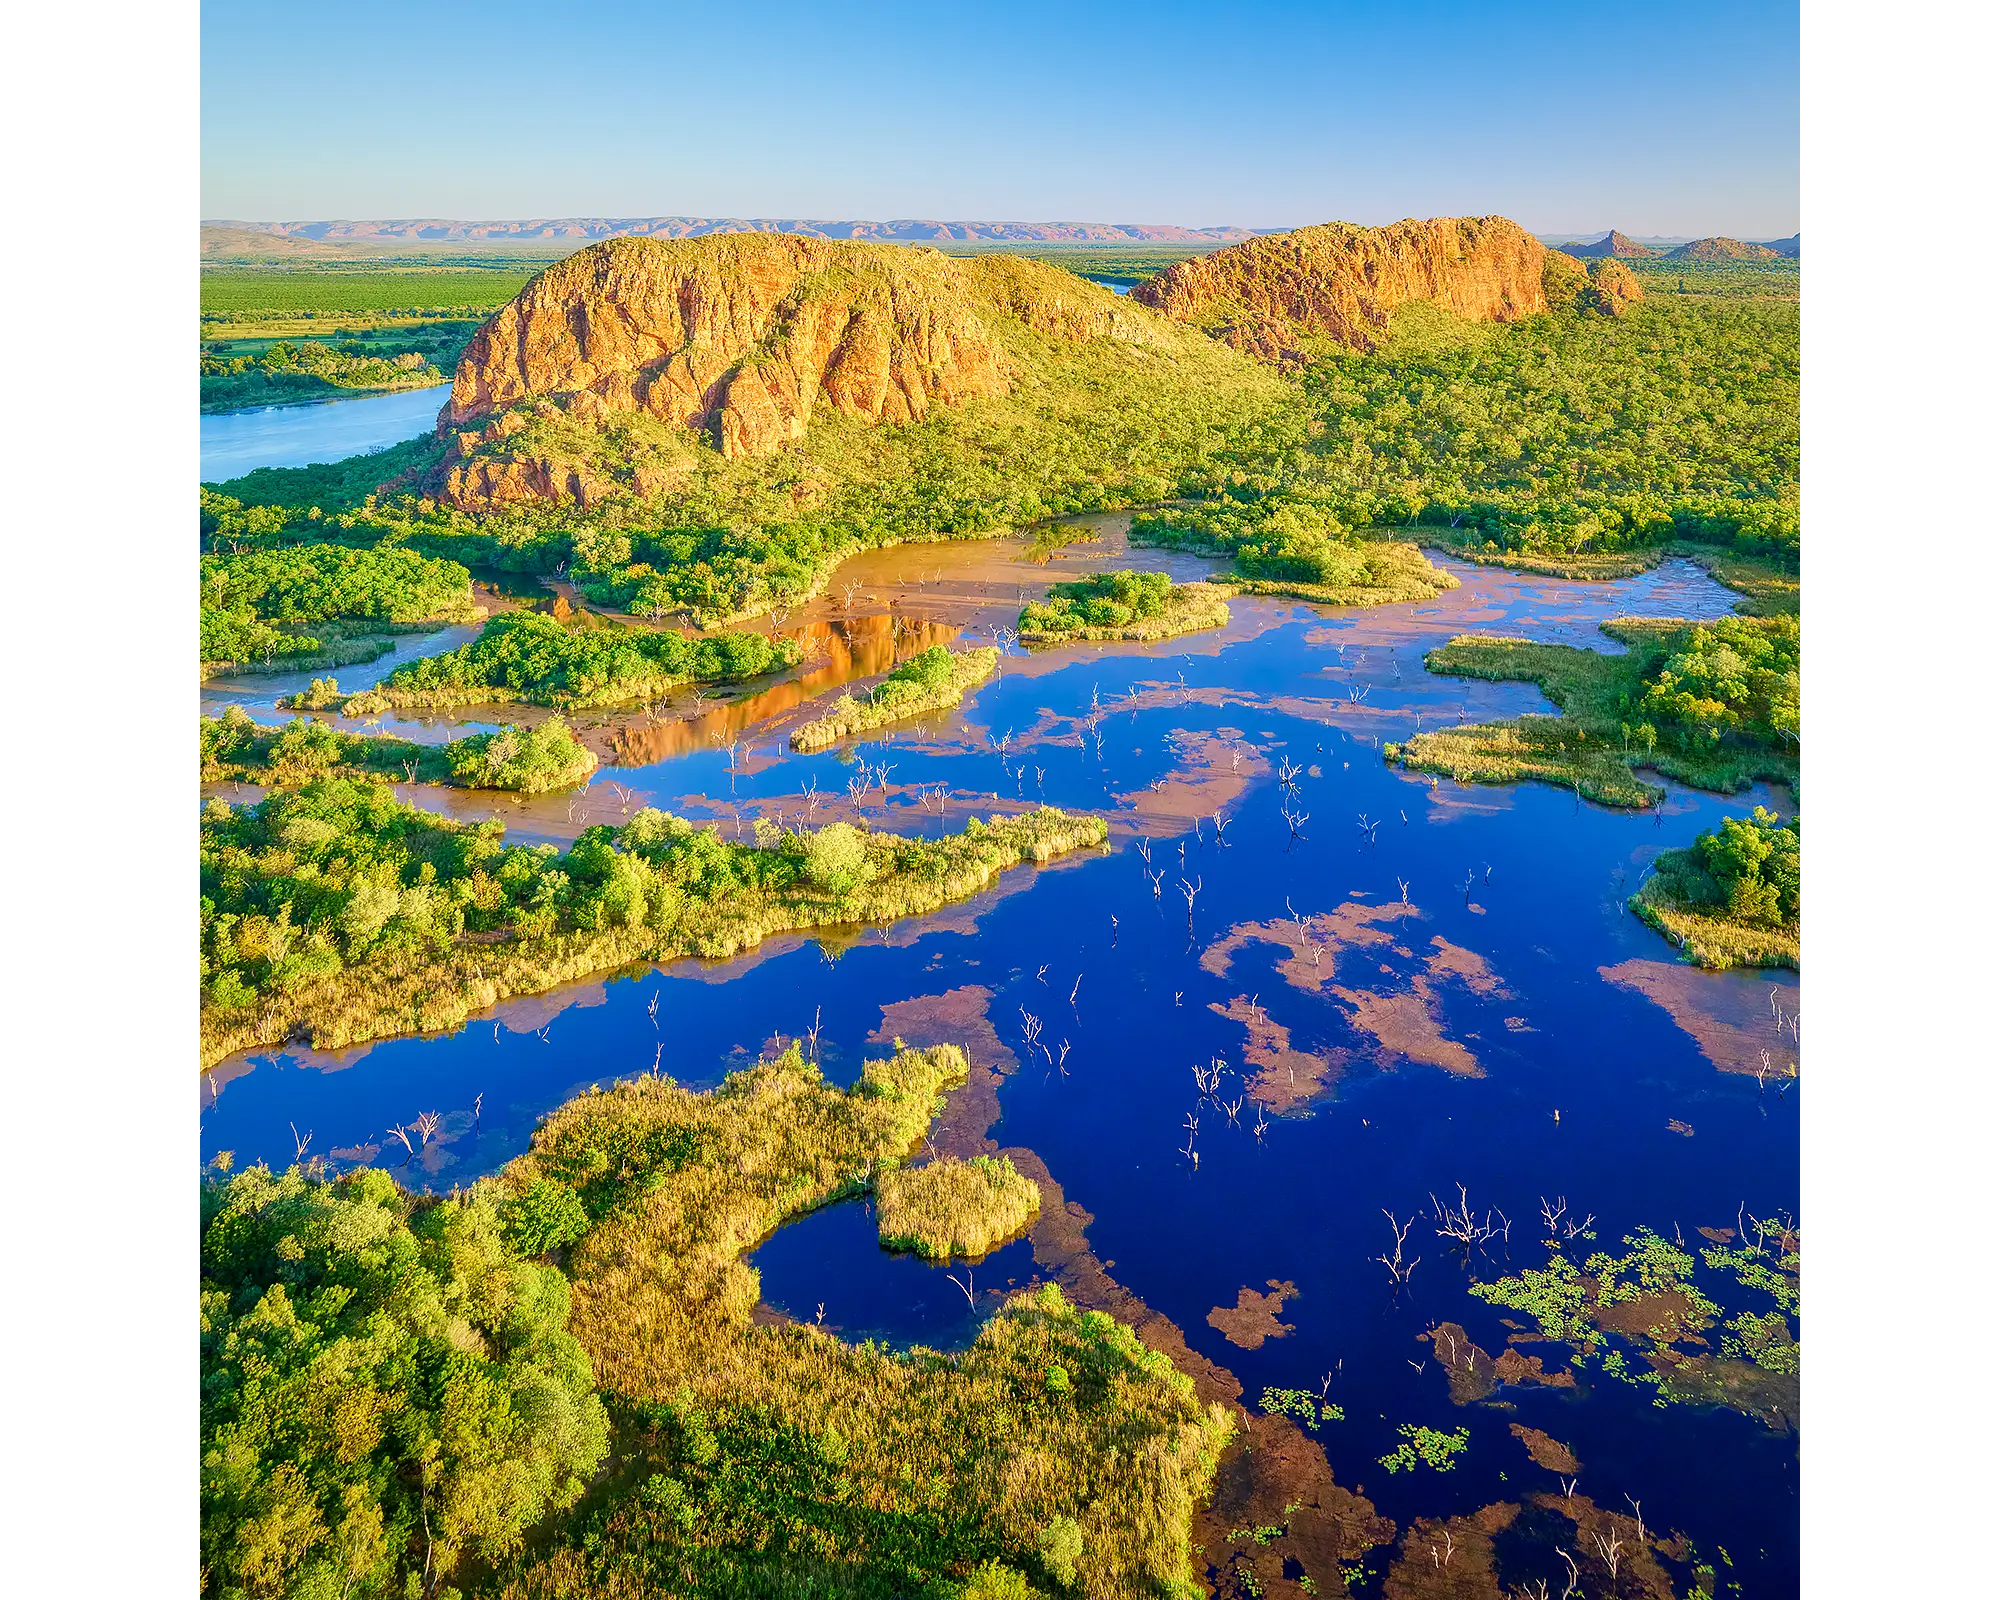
[1662,236,1784,263]
[1542,252,1645,317]
[1126,215,1549,359]
[431,234,1196,509]
[1556,229,1657,259]
[214,216,1271,246]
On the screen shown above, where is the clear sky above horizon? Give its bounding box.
[202,0,1799,237]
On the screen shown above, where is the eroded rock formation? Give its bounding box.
[1127,215,1550,357]
[430,234,1176,508]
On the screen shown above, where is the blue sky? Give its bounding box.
[202,0,1798,236]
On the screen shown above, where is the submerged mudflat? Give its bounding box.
[202,535,1799,1595]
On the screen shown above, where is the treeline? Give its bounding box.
[200,338,444,412]
[1177,294,1799,565]
[200,781,1106,1063]
[201,543,479,671]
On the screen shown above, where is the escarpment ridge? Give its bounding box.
[1127,215,1551,358]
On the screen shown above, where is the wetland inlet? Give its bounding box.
[205,552,1798,1596]
[199,382,450,481]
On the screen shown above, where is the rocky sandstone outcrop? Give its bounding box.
[430,235,1176,509]
[1127,215,1549,357]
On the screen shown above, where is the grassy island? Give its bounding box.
[1631,807,1800,969]
[200,784,1107,1065]
[877,1154,1043,1260]
[1384,615,1798,807]
[201,543,482,677]
[280,610,799,712]
[1131,502,1459,607]
[204,1042,1229,1599]
[790,644,1000,752]
[202,708,598,794]
[1018,569,1230,644]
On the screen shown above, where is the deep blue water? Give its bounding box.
[202,554,1798,1593]
[201,382,448,481]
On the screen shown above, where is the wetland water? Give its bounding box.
[202,535,1799,1594]
[200,382,449,481]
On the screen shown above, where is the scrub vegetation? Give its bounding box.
[876,1154,1043,1260]
[284,611,800,712]
[1383,615,1799,806]
[1130,501,1457,606]
[202,708,599,793]
[791,645,1001,752]
[204,1042,1229,1600]
[199,784,1107,1065]
[1631,807,1800,969]
[1018,570,1230,644]
[200,1163,610,1600]
[490,1042,1230,1599]
[201,543,481,675]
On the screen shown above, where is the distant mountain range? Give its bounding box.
[204,217,1277,246]
[1553,229,1799,261]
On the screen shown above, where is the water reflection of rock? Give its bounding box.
[609,613,963,764]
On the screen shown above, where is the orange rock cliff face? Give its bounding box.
[1128,215,1550,358]
[430,233,1173,508]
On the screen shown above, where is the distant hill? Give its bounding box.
[1755,235,1801,258]
[1556,230,1658,259]
[1661,237,1785,264]
[205,217,1273,247]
